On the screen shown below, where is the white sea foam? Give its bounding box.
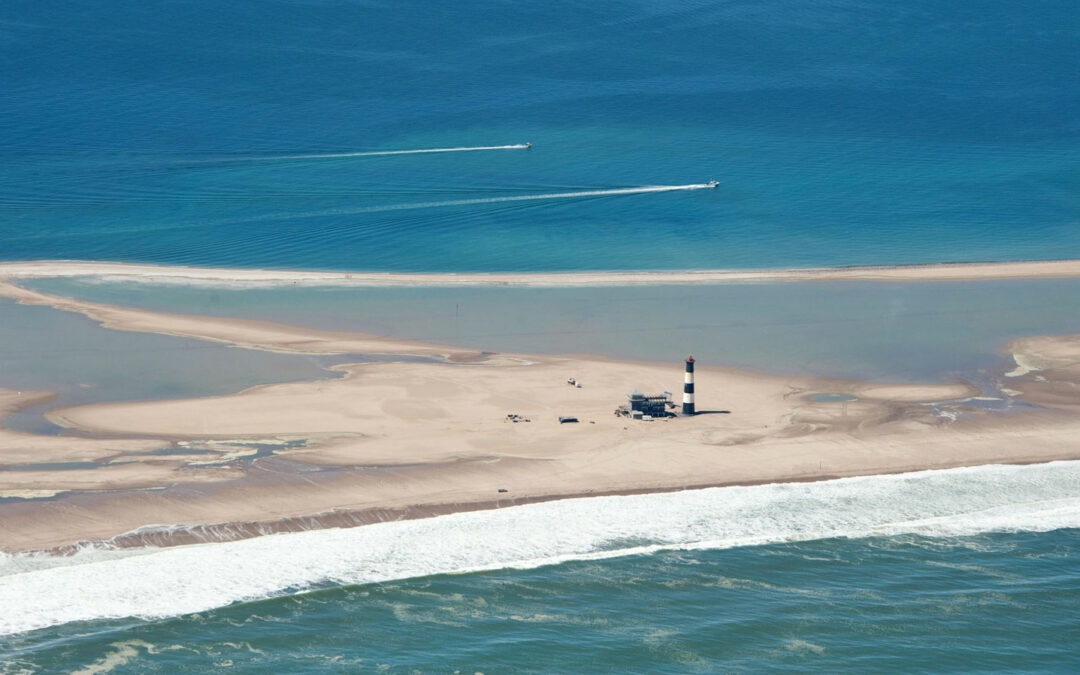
[2,461,1079,636]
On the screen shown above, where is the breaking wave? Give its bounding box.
[2,461,1079,636]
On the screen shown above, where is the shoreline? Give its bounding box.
[0,273,1078,554]
[3,258,1080,287]
[29,457,1076,556]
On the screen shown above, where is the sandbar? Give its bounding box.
[4,258,1080,288]
[0,271,1079,553]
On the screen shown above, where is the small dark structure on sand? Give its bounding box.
[616,391,673,419]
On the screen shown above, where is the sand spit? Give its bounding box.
[1,273,1079,552]
[3,258,1080,288]
[0,279,482,360]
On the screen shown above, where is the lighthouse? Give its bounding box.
[682,355,695,416]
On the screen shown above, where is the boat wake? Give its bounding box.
[2,461,1078,636]
[332,182,715,213]
[203,143,533,163]
[231,183,716,225]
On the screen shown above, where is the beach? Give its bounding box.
[2,264,1079,553]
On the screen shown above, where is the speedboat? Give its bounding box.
[706,180,718,188]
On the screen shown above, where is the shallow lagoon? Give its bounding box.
[24,277,1080,383]
[0,299,340,433]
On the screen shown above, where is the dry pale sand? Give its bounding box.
[1,270,1079,552]
[3,258,1080,287]
[5,348,1079,552]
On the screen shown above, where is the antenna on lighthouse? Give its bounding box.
[682,355,696,416]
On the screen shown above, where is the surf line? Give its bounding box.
[215,144,533,163]
[244,183,718,223]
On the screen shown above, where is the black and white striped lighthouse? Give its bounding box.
[682,355,695,416]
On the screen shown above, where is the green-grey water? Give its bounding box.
[0,298,342,434]
[4,532,1078,673]
[24,276,1080,382]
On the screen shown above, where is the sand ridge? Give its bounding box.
[4,258,1080,287]
[0,279,481,360]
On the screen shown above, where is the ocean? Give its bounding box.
[6,531,1080,672]
[2,1,1078,272]
[2,0,1079,671]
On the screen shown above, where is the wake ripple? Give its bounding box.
[196,144,532,164]
[1,461,1079,636]
[221,183,717,226]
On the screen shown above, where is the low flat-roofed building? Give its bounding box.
[625,390,671,417]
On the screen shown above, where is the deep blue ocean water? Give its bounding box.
[1,0,1078,271]
[2,1,1080,670]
